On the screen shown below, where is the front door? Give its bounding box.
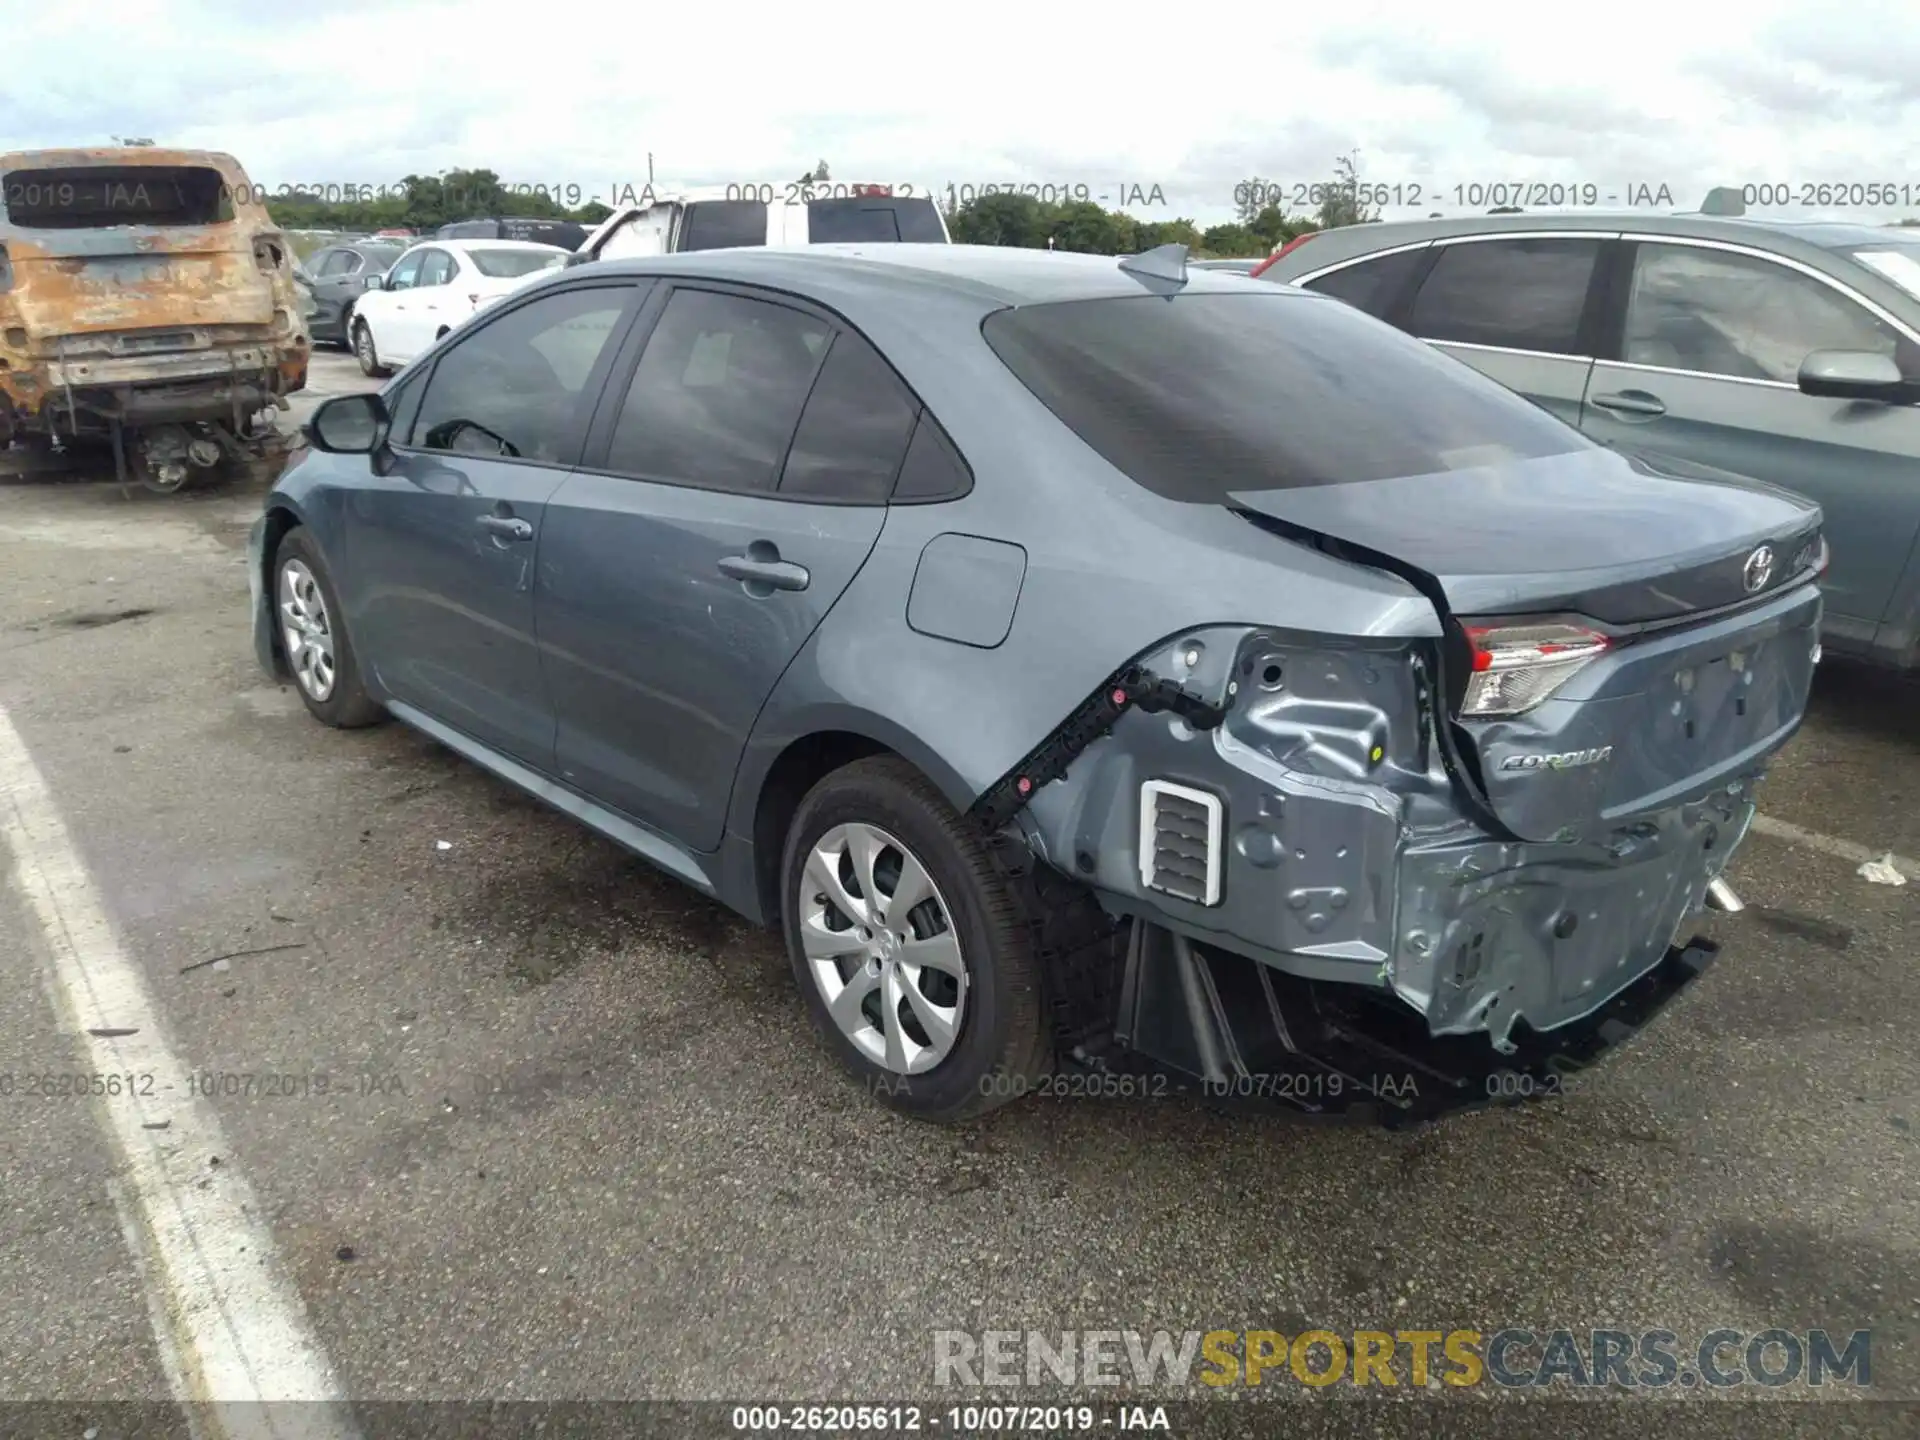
[1579,239,1920,635]
[342,280,642,766]
[537,283,920,848]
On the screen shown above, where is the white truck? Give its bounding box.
[574,182,950,262]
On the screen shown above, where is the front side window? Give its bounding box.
[983,291,1589,502]
[604,289,830,493]
[1624,243,1905,382]
[1408,237,1601,355]
[410,286,631,464]
[385,251,425,291]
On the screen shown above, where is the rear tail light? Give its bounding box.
[1461,621,1611,717]
[1249,231,1319,278]
[851,184,892,196]
[1794,533,1829,577]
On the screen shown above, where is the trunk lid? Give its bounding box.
[1228,447,1821,626]
[9,230,275,336]
[1229,447,1824,842]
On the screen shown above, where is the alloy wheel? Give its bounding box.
[799,822,969,1074]
[278,558,336,701]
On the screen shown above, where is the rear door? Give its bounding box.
[1579,237,1920,634]
[1399,233,1610,430]
[537,282,920,848]
[341,280,643,767]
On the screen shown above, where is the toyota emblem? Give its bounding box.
[1742,545,1775,593]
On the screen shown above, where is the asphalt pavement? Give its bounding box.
[0,349,1915,1437]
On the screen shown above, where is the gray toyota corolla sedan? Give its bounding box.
[248,243,1825,1124]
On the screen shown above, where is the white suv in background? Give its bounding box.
[576,184,950,262]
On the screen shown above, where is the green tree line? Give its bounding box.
[264,156,1384,258]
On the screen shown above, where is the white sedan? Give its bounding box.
[350,238,570,376]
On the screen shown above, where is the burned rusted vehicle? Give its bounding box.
[0,147,309,491]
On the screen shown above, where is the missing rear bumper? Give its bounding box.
[1078,919,1718,1126]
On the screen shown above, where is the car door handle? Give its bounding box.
[718,550,810,591]
[1589,390,1668,417]
[477,514,533,542]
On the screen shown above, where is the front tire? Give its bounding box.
[780,756,1050,1122]
[272,527,384,728]
[353,319,390,378]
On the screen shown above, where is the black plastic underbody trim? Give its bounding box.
[1078,920,1721,1128]
[968,664,1227,832]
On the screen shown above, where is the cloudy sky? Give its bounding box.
[4,0,1918,227]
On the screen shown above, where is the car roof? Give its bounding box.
[1267,210,1920,255]
[580,243,1306,308]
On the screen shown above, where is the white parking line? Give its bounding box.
[0,703,358,1440]
[1751,812,1918,881]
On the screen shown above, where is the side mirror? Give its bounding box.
[1798,349,1911,403]
[362,272,385,291]
[308,393,390,455]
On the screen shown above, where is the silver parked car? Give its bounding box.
[1256,211,1920,669]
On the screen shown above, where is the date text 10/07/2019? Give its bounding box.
[716,182,1172,208]
[1232,181,1678,211]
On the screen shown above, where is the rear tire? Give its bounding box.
[272,526,384,729]
[780,756,1050,1122]
[353,319,390,378]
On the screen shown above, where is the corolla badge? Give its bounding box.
[1500,746,1614,772]
[1742,544,1775,593]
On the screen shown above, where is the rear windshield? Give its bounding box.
[681,200,768,251]
[807,197,947,243]
[2,165,233,228]
[467,247,564,278]
[982,292,1590,500]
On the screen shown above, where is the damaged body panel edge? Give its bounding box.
[1007,604,1799,1115]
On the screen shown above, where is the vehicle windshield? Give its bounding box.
[467,248,565,278]
[982,291,1591,500]
[1849,243,1920,304]
[1,164,234,228]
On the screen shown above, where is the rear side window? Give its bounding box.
[2,165,234,227]
[680,201,768,251]
[806,198,947,243]
[779,333,920,501]
[468,247,564,278]
[1303,247,1427,320]
[982,292,1589,501]
[605,288,830,493]
[891,414,972,501]
[1408,237,1601,355]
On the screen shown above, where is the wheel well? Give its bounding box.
[259,506,301,666]
[752,731,891,924]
